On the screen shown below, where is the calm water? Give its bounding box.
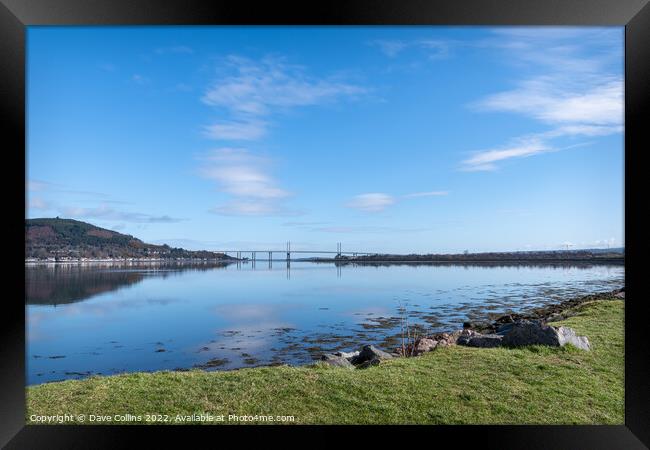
[26,261,624,385]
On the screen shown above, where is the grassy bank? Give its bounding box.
[27,299,624,425]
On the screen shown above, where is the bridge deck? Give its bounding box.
[217,251,375,255]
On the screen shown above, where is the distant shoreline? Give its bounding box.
[25,258,234,264]
[310,257,624,264]
[25,257,624,265]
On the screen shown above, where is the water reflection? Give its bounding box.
[25,261,232,305]
[26,261,624,385]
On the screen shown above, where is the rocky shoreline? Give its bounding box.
[319,288,624,369]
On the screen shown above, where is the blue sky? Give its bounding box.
[26,26,624,253]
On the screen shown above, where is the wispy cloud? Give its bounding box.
[25,179,181,223]
[199,148,289,199]
[26,180,51,192]
[154,45,194,55]
[211,201,302,217]
[201,55,366,142]
[370,39,450,59]
[97,62,117,72]
[61,205,185,224]
[346,190,448,212]
[593,237,618,248]
[199,148,298,216]
[282,221,329,227]
[203,120,267,141]
[346,193,396,212]
[281,220,429,234]
[26,179,131,203]
[463,28,623,171]
[475,77,623,128]
[371,40,409,57]
[461,136,552,172]
[27,197,49,210]
[402,191,449,198]
[312,225,429,234]
[131,74,150,85]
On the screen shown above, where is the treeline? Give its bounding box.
[339,250,624,263]
[25,218,233,261]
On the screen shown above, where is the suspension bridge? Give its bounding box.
[217,242,376,261]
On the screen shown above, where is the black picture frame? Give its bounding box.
[2,0,648,447]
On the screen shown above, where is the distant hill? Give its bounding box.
[25,218,233,261]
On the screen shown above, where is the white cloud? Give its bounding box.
[476,77,623,128]
[201,55,366,142]
[346,189,449,212]
[370,39,450,59]
[371,40,408,57]
[312,225,428,234]
[199,148,295,216]
[155,45,194,55]
[28,197,49,210]
[402,191,449,198]
[26,180,51,192]
[97,62,117,72]
[545,124,623,138]
[25,180,182,223]
[461,137,552,172]
[345,193,395,212]
[202,120,267,141]
[211,201,301,217]
[592,237,618,248]
[202,55,365,114]
[61,205,184,223]
[132,74,150,85]
[463,28,623,171]
[199,148,289,199]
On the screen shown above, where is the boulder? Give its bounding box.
[615,291,625,299]
[351,345,393,365]
[414,338,438,354]
[320,353,354,368]
[555,326,592,351]
[457,333,503,348]
[335,350,360,360]
[501,320,591,350]
[495,323,515,335]
[495,314,516,324]
[356,358,381,369]
[463,320,492,331]
[446,330,466,345]
[428,332,454,347]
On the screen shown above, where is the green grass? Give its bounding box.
[26,299,624,425]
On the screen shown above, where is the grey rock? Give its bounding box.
[446,329,475,345]
[320,353,354,368]
[457,333,503,348]
[496,323,515,335]
[414,338,438,354]
[556,326,591,351]
[334,350,360,360]
[463,320,492,331]
[545,313,564,323]
[356,357,381,369]
[615,291,625,299]
[351,345,393,365]
[502,320,591,351]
